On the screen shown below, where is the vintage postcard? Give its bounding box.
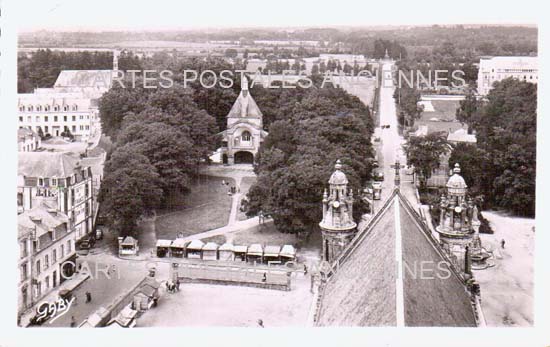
[0,1,547,347]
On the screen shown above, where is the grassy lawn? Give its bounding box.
[202,234,228,245]
[231,222,299,246]
[155,176,235,240]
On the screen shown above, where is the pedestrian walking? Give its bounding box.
[501,239,506,249]
[70,316,76,328]
[257,319,264,328]
[85,291,92,303]
[303,264,308,275]
[176,279,181,292]
[262,272,267,283]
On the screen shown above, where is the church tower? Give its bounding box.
[320,159,357,262]
[435,163,490,272]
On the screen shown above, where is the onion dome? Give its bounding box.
[446,163,468,195]
[328,159,349,185]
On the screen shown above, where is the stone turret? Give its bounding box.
[320,160,357,262]
[436,163,490,271]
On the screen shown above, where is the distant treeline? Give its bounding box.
[17,49,142,93]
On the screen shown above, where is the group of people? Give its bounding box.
[165,279,181,293]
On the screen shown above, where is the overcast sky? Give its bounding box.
[12,0,540,32]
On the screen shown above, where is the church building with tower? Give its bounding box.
[220,77,268,165]
[319,160,357,262]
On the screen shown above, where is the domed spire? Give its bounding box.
[329,159,348,185]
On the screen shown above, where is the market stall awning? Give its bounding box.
[171,238,189,248]
[247,243,263,256]
[156,239,172,248]
[264,245,281,257]
[233,245,248,253]
[187,239,205,250]
[219,243,234,252]
[280,244,296,258]
[202,242,219,251]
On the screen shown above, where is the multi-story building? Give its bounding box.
[18,128,41,152]
[477,56,538,95]
[18,202,76,314]
[18,152,94,241]
[17,92,98,141]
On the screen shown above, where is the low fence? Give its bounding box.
[173,262,291,291]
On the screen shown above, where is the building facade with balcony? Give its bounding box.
[18,152,94,241]
[220,77,268,164]
[18,203,76,315]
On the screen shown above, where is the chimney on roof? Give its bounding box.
[30,216,42,223]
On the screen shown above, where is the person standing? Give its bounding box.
[70,316,76,328]
[501,239,506,249]
[85,291,92,303]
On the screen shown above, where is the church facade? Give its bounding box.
[220,78,267,165]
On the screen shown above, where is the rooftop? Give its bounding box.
[315,190,477,327]
[18,151,84,179]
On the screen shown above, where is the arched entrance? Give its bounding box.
[234,151,254,164]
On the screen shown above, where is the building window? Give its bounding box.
[38,177,44,186]
[44,255,49,269]
[36,105,42,112]
[72,105,78,111]
[54,116,58,122]
[85,125,89,130]
[72,126,76,133]
[36,260,41,275]
[80,115,84,120]
[72,115,76,121]
[80,125,84,131]
[63,105,69,111]
[241,131,251,142]
[67,240,72,253]
[45,116,49,122]
[52,178,57,186]
[54,105,59,111]
[45,276,50,289]
[19,106,25,112]
[19,116,23,122]
[61,244,65,258]
[52,249,57,263]
[45,105,50,111]
[45,126,49,133]
[21,263,28,281]
[20,241,27,258]
[36,116,40,122]
[64,116,67,122]
[27,116,31,122]
[27,105,33,112]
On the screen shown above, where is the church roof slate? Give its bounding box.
[315,190,478,327]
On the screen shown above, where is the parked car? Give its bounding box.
[374,171,385,182]
[79,236,95,250]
